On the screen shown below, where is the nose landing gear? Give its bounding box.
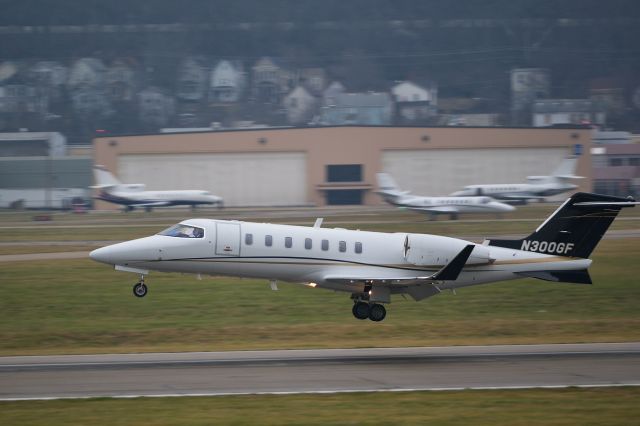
[133,276,148,298]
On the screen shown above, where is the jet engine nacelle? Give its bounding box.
[404,234,492,266]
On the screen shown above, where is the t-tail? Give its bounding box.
[91,165,145,193]
[375,173,409,205]
[486,192,637,259]
[527,156,583,185]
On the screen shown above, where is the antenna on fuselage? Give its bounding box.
[313,218,324,229]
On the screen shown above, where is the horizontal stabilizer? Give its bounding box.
[574,200,640,207]
[516,269,592,284]
[487,192,637,259]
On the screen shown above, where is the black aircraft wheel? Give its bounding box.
[352,301,370,320]
[133,282,148,298]
[368,303,386,322]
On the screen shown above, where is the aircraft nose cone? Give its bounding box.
[90,246,116,264]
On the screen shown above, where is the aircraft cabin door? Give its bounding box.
[215,222,241,256]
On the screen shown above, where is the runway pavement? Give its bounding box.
[1,343,639,400]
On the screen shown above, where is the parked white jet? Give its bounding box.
[92,165,223,212]
[376,173,515,220]
[90,192,637,322]
[450,156,583,203]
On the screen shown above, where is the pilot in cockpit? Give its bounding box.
[158,224,204,238]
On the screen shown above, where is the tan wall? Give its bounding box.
[93,126,592,209]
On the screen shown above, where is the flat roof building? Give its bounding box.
[93,125,593,209]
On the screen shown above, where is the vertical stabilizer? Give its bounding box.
[376,173,409,205]
[551,156,580,178]
[93,165,122,188]
[486,192,637,258]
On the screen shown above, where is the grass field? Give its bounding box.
[1,237,639,355]
[1,206,639,425]
[1,387,640,425]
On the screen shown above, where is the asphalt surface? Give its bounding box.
[1,343,639,400]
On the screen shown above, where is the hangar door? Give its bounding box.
[119,152,307,206]
[382,147,570,197]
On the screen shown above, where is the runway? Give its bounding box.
[1,343,640,400]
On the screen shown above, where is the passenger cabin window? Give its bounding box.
[245,233,253,245]
[321,239,329,251]
[355,242,363,254]
[339,241,346,252]
[285,236,292,248]
[158,224,204,238]
[305,238,312,250]
[265,235,273,247]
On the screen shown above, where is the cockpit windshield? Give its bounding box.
[158,223,204,238]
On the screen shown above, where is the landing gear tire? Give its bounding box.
[352,301,370,320]
[368,303,386,322]
[133,282,148,298]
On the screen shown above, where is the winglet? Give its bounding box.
[430,244,474,281]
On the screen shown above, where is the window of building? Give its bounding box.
[326,164,362,182]
[355,242,363,254]
[285,236,292,248]
[339,241,346,252]
[245,233,253,245]
[305,238,312,250]
[321,239,329,251]
[265,235,273,247]
[326,189,363,205]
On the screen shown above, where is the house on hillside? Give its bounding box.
[319,92,392,125]
[511,68,550,125]
[209,60,245,103]
[589,78,626,118]
[391,80,437,124]
[322,81,346,106]
[138,86,175,129]
[67,58,111,119]
[532,99,606,127]
[251,57,293,104]
[299,68,327,96]
[283,85,317,125]
[67,58,107,91]
[176,57,208,102]
[29,61,68,104]
[105,59,137,103]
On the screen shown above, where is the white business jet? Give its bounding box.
[92,165,223,212]
[90,192,637,322]
[450,156,583,203]
[376,173,515,220]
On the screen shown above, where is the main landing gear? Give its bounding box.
[132,276,148,298]
[352,300,387,322]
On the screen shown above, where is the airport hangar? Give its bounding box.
[92,125,593,209]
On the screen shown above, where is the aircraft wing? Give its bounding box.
[324,245,474,301]
[498,194,543,201]
[406,206,458,214]
[128,200,173,208]
[90,184,117,190]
